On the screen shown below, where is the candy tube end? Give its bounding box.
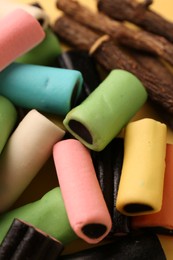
[81,224,107,239]
[68,119,93,144]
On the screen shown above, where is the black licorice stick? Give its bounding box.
[91,138,130,236]
[0,218,28,259]
[0,218,64,260]
[59,233,166,260]
[91,139,115,216]
[55,50,101,103]
[111,138,131,236]
[40,238,64,260]
[13,227,46,260]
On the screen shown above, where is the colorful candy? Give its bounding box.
[0,0,172,258]
[0,8,45,71]
[0,109,65,213]
[16,28,62,66]
[63,69,147,151]
[56,50,101,102]
[116,118,167,216]
[0,96,17,154]
[0,188,77,245]
[132,143,173,235]
[0,1,49,29]
[53,139,112,244]
[0,63,83,115]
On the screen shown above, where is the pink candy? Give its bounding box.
[53,139,112,244]
[0,8,45,71]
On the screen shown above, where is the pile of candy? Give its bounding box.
[0,0,172,259]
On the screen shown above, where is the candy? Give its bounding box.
[53,139,112,244]
[0,109,65,213]
[0,63,83,116]
[0,1,49,29]
[0,218,64,259]
[91,138,131,236]
[63,69,147,151]
[0,0,172,258]
[0,188,77,245]
[53,15,173,129]
[16,28,62,66]
[116,118,167,216]
[0,95,17,154]
[132,143,173,235]
[55,50,101,102]
[0,8,45,71]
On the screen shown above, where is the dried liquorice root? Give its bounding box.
[56,0,173,66]
[97,0,173,43]
[53,15,173,129]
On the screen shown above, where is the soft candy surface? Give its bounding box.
[0,0,173,259]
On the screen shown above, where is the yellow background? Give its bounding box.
[14,0,173,24]
[7,0,173,258]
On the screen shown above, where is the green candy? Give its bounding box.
[0,188,77,245]
[63,69,148,151]
[0,95,17,153]
[16,28,62,66]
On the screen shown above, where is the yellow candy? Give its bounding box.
[116,118,167,216]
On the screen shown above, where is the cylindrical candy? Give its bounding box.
[116,118,167,216]
[59,233,166,260]
[55,50,101,102]
[0,109,65,213]
[0,96,17,154]
[0,218,64,260]
[63,69,147,151]
[0,63,83,116]
[0,8,45,71]
[16,28,62,66]
[132,143,173,235]
[53,139,112,244]
[0,188,77,245]
[0,1,49,29]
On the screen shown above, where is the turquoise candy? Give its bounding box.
[0,63,83,116]
[63,69,147,151]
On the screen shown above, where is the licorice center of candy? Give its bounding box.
[38,19,45,26]
[124,204,153,213]
[68,120,93,144]
[82,224,107,238]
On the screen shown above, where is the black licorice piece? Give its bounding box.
[91,138,130,236]
[0,218,64,260]
[91,139,115,216]
[0,219,28,259]
[55,50,101,103]
[112,138,131,236]
[59,233,166,260]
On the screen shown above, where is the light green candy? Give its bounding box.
[0,95,17,153]
[0,188,77,245]
[16,28,62,66]
[63,69,148,151]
